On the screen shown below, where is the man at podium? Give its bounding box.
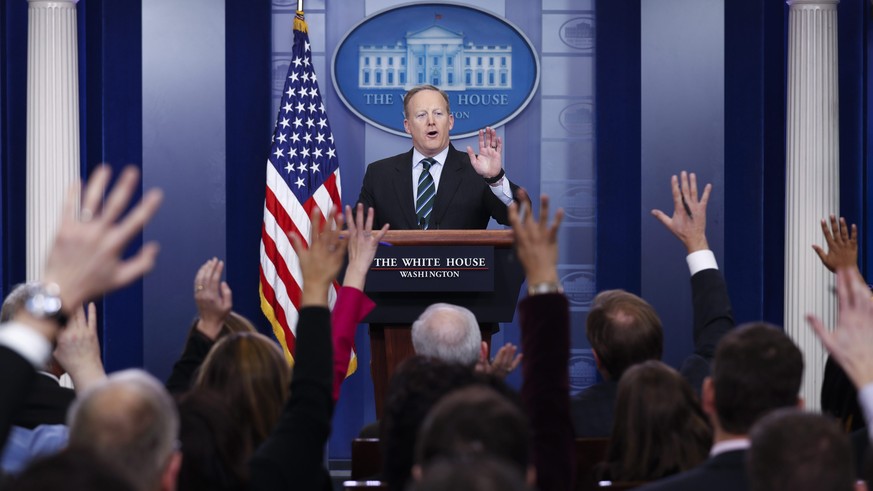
[357,84,522,230]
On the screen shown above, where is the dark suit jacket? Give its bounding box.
[357,144,520,230]
[249,307,333,491]
[571,268,735,437]
[636,449,749,491]
[0,346,38,451]
[13,373,75,429]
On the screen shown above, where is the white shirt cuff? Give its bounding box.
[0,322,52,369]
[686,249,719,276]
[489,173,513,205]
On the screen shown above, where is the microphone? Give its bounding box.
[419,217,427,230]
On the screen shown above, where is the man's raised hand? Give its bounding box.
[651,171,711,254]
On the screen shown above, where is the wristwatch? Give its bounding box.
[484,168,505,185]
[527,281,563,296]
[23,282,68,326]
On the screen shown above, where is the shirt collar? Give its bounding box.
[709,437,750,457]
[412,146,450,168]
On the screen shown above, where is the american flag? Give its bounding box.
[260,12,352,373]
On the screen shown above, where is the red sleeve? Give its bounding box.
[331,286,375,401]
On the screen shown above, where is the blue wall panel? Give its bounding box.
[641,0,724,370]
[142,0,228,382]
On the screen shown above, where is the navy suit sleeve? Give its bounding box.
[690,268,734,361]
[358,164,376,212]
[519,293,576,491]
[249,307,333,491]
[681,268,734,393]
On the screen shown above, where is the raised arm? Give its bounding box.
[2,165,161,450]
[808,268,873,436]
[166,258,234,392]
[510,189,574,491]
[331,204,388,400]
[250,209,347,490]
[652,171,733,369]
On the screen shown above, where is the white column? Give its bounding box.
[784,0,839,410]
[26,0,80,281]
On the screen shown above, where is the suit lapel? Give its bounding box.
[392,149,418,229]
[431,145,464,228]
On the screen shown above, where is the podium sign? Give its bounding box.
[366,245,495,292]
[362,230,525,417]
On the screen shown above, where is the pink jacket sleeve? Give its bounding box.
[331,286,375,401]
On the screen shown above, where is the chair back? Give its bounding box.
[351,438,383,480]
[574,437,610,491]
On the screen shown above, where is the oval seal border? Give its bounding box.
[331,2,541,138]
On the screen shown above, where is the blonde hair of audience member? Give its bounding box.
[411,303,482,366]
[602,360,712,482]
[194,331,290,450]
[67,369,181,491]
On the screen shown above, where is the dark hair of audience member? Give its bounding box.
[194,331,290,450]
[600,360,711,482]
[748,409,855,491]
[410,456,533,491]
[415,385,531,475]
[175,389,249,491]
[711,323,803,434]
[585,290,663,379]
[821,356,864,432]
[4,448,137,491]
[380,356,520,491]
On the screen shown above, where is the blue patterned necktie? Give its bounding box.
[416,158,436,229]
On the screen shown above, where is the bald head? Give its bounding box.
[68,370,179,491]
[412,303,481,366]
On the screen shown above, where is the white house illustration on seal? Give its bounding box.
[357,24,512,90]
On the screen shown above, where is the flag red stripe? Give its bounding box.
[265,184,308,247]
[258,265,296,355]
[261,222,303,308]
[323,172,342,211]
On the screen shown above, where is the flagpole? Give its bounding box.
[297,0,303,11]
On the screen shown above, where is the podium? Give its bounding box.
[363,230,524,417]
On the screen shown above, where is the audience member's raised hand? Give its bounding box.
[20,166,162,341]
[651,171,712,254]
[193,258,233,340]
[476,342,523,379]
[343,204,389,291]
[53,302,106,392]
[290,209,348,307]
[812,215,858,273]
[508,189,563,285]
[808,267,873,389]
[466,127,503,181]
